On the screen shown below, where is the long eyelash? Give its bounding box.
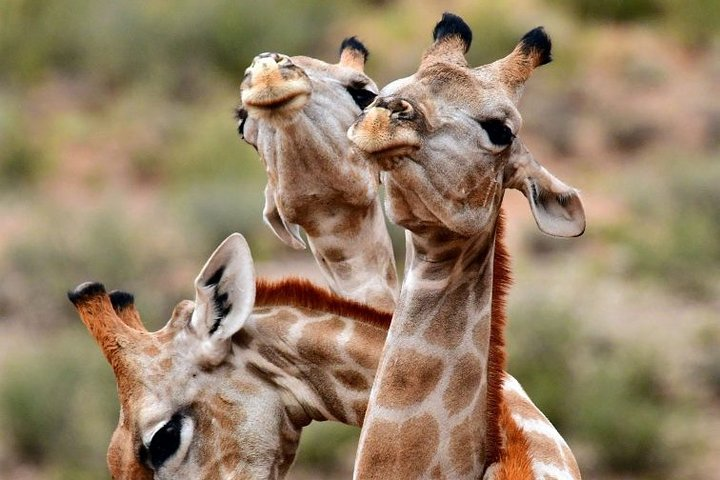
[346,86,376,110]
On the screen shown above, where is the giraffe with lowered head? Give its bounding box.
[237,38,398,311]
[348,13,585,479]
[69,232,579,479]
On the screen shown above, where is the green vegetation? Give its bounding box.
[619,155,720,298]
[0,332,117,477]
[507,296,677,476]
[0,1,717,479]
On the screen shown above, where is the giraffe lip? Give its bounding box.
[243,91,310,111]
[366,144,419,158]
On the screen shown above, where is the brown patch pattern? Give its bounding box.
[375,348,444,409]
[443,353,484,415]
[357,415,440,478]
[333,368,370,392]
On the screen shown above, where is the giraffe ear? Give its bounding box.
[263,183,306,250]
[189,233,256,364]
[505,143,585,237]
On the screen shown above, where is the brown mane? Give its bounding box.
[486,210,512,468]
[254,277,393,328]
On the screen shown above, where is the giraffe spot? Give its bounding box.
[304,368,348,423]
[333,368,370,392]
[352,400,368,426]
[333,261,353,280]
[159,357,173,370]
[195,397,246,474]
[333,204,368,236]
[375,348,443,409]
[254,308,296,340]
[443,353,485,416]
[449,416,484,476]
[357,415,439,478]
[503,389,546,423]
[348,323,386,370]
[143,345,160,356]
[324,247,347,263]
[473,314,491,351]
[258,345,293,370]
[400,291,437,336]
[420,260,453,281]
[430,463,445,479]
[297,318,344,366]
[233,379,259,395]
[526,431,565,469]
[422,286,471,348]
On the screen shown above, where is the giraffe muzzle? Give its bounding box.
[241,53,312,115]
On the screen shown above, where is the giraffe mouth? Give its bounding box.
[356,143,419,171]
[242,89,311,115]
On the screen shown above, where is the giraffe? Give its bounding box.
[237,38,398,311]
[68,233,579,480]
[347,13,585,479]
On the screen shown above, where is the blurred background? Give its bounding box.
[0,0,719,478]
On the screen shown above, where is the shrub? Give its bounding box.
[0,332,117,477]
[506,298,579,431]
[574,347,673,473]
[620,155,720,298]
[294,422,359,473]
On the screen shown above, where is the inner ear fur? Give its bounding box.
[505,144,585,238]
[190,234,257,364]
[524,177,585,237]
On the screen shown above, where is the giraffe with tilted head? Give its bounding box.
[237,38,398,311]
[348,13,585,479]
[69,233,579,479]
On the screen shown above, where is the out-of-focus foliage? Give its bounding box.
[0,0,350,87]
[547,0,720,46]
[0,0,718,479]
[0,332,117,478]
[618,155,720,298]
[507,297,677,476]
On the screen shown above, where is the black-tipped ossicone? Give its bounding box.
[432,12,472,53]
[67,282,106,306]
[340,36,369,62]
[519,26,552,66]
[109,290,135,311]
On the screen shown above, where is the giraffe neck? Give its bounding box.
[259,116,398,310]
[245,279,393,428]
[355,215,504,479]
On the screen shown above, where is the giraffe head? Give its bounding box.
[68,235,303,479]
[237,38,379,249]
[348,13,585,239]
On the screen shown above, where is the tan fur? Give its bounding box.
[348,15,581,479]
[239,44,399,311]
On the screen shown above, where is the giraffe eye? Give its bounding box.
[346,85,377,110]
[148,414,183,469]
[479,119,514,146]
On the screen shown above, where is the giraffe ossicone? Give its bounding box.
[237,39,398,311]
[348,12,583,479]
